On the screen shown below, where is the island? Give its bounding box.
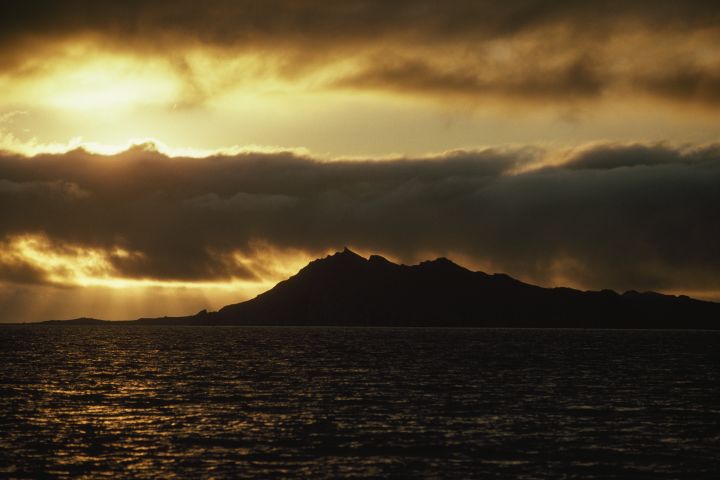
[42,249,720,329]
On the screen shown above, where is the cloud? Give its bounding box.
[5,1,720,47]
[0,142,719,297]
[639,67,720,104]
[3,1,720,106]
[185,192,298,212]
[0,179,89,199]
[558,144,719,170]
[333,56,604,101]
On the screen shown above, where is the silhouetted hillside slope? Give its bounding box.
[128,248,719,329]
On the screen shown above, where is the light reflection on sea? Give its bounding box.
[1,326,718,478]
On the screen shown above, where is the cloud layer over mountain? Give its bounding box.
[1,143,719,297]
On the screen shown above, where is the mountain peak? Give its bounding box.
[340,246,362,257]
[327,247,366,262]
[418,256,468,272]
[431,256,456,265]
[368,254,393,264]
[303,247,367,270]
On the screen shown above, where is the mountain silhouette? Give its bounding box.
[41,249,719,328]
[55,248,711,329]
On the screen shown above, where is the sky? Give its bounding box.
[1,0,720,321]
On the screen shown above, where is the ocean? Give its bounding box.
[1,326,718,478]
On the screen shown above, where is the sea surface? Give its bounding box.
[1,326,718,479]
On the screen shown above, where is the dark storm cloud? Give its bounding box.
[639,68,720,104]
[4,0,720,45]
[0,143,719,294]
[0,261,47,286]
[3,1,720,104]
[334,56,604,100]
[0,179,89,199]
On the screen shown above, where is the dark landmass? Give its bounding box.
[39,249,719,329]
[41,317,119,325]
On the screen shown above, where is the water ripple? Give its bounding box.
[1,327,718,478]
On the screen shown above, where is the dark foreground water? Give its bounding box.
[1,327,718,479]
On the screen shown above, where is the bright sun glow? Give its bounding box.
[30,55,180,111]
